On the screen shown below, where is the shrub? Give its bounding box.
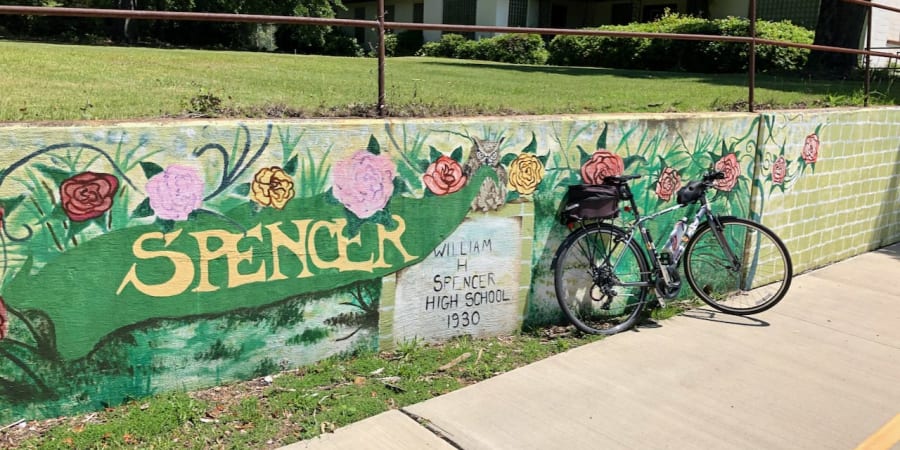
[417,33,469,58]
[382,33,399,57]
[548,12,813,74]
[395,30,424,56]
[417,33,548,65]
[479,34,549,64]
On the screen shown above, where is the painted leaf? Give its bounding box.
[367,135,380,155]
[429,146,442,162]
[284,155,298,176]
[33,164,71,186]
[131,198,154,219]
[450,146,463,163]
[522,133,538,154]
[139,161,164,180]
[596,123,608,150]
[232,183,251,197]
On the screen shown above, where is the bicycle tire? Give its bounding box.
[683,216,792,315]
[552,223,651,334]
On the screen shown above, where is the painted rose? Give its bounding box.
[332,150,397,219]
[772,156,787,184]
[147,165,204,221]
[713,153,741,192]
[655,167,681,201]
[423,156,466,196]
[802,133,819,163]
[0,296,7,340]
[251,167,295,209]
[581,149,624,185]
[507,153,545,195]
[59,172,119,222]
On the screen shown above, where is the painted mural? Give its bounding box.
[0,108,893,422]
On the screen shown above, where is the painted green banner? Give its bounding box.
[4,169,493,360]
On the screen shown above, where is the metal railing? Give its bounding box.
[0,0,897,116]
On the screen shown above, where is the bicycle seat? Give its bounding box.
[603,175,642,185]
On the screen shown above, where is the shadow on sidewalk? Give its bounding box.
[680,308,770,327]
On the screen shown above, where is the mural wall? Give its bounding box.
[0,108,897,421]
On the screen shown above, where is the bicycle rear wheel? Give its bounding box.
[552,223,650,335]
[683,216,792,315]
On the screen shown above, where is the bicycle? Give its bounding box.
[552,170,793,335]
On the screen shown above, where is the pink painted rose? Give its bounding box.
[714,153,741,192]
[59,172,119,222]
[332,150,397,219]
[655,167,681,201]
[147,165,204,221]
[772,156,787,184]
[423,156,466,196]
[0,296,7,341]
[581,149,624,185]
[802,133,819,163]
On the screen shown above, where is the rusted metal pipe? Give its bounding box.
[865,2,872,106]
[841,0,900,14]
[377,0,386,116]
[748,0,757,113]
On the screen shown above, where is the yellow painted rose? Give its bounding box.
[507,153,545,195]
[251,167,295,209]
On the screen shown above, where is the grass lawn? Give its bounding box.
[0,40,896,121]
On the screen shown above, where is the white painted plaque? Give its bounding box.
[392,214,523,343]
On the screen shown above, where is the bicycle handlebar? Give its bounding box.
[702,170,726,183]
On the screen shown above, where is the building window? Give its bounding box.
[443,0,476,38]
[354,7,366,44]
[642,4,676,22]
[508,0,528,27]
[413,2,424,23]
[550,4,567,28]
[757,0,820,29]
[611,3,633,25]
[383,4,396,37]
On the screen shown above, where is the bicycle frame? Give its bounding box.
[607,183,740,291]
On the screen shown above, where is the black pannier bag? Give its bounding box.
[559,184,621,224]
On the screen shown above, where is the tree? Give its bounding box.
[806,0,868,77]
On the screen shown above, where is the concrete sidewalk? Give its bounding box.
[285,244,900,450]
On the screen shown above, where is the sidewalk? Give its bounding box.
[284,243,900,450]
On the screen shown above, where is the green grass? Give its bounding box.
[8,331,611,448]
[4,298,701,448]
[0,40,896,121]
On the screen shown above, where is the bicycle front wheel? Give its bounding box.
[552,224,650,335]
[683,216,792,315]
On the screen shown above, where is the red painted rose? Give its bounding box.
[772,156,787,184]
[0,296,7,340]
[581,150,624,185]
[60,172,119,222]
[802,133,819,163]
[423,156,467,195]
[655,167,681,201]
[714,153,740,192]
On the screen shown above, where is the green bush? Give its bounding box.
[418,33,469,58]
[548,12,813,73]
[417,33,548,65]
[395,30,425,56]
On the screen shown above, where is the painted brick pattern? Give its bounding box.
[754,108,900,274]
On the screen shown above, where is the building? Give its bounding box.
[338,0,899,67]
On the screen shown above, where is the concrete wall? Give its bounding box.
[0,108,897,421]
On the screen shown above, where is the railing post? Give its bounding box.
[377,0,386,117]
[865,1,872,107]
[748,0,757,113]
